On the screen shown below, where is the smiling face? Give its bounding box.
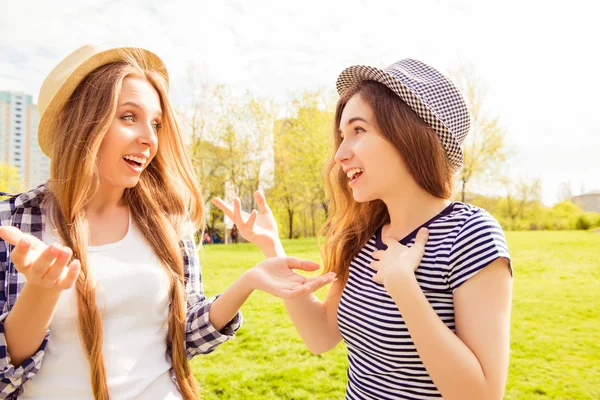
[96,76,162,190]
[335,93,412,203]
[332,80,455,205]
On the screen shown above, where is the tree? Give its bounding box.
[0,164,23,194]
[270,91,333,238]
[451,66,510,202]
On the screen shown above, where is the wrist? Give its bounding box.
[240,269,260,293]
[21,283,63,304]
[262,241,285,258]
[383,269,417,293]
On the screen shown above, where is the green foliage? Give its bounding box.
[269,92,333,239]
[469,195,600,231]
[0,164,23,194]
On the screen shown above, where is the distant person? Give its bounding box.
[231,225,239,244]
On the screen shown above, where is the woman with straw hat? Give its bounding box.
[0,44,328,400]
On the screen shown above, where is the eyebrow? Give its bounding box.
[338,116,370,134]
[118,101,162,117]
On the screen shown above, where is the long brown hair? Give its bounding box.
[46,50,203,400]
[320,80,455,282]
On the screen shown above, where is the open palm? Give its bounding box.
[248,256,336,298]
[212,191,281,255]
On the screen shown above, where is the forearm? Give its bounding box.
[4,284,61,367]
[283,294,341,354]
[208,272,254,332]
[386,276,494,400]
[261,241,285,258]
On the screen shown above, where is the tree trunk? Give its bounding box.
[287,208,294,239]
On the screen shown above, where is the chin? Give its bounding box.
[351,189,376,203]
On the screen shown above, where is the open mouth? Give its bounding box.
[123,155,146,169]
[346,168,364,185]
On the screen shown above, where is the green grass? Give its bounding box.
[192,231,600,399]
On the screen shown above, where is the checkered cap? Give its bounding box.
[336,59,470,168]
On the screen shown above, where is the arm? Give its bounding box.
[182,235,331,358]
[0,226,80,398]
[281,279,344,354]
[385,258,512,400]
[211,193,341,353]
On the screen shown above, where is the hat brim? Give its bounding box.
[38,47,168,158]
[335,65,464,168]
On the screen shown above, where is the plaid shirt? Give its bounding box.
[0,185,242,399]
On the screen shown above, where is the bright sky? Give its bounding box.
[1,0,598,205]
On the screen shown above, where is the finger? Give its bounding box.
[42,246,73,281]
[211,197,234,219]
[285,257,321,271]
[371,250,382,260]
[55,259,81,290]
[233,197,243,224]
[303,275,336,292]
[382,236,406,251]
[412,228,429,252]
[254,191,271,215]
[370,260,380,271]
[246,210,258,231]
[372,272,383,285]
[0,226,28,246]
[30,244,61,276]
[321,272,337,281]
[9,236,33,270]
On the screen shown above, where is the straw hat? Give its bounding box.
[37,44,168,157]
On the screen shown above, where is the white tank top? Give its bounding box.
[21,216,182,399]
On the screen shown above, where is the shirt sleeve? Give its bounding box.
[0,262,49,399]
[181,235,242,359]
[448,210,512,292]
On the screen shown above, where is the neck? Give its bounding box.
[85,184,127,217]
[382,185,450,240]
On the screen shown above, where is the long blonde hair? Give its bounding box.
[47,50,203,400]
[320,80,455,283]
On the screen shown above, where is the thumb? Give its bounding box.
[412,228,429,252]
[285,257,321,272]
[0,226,28,246]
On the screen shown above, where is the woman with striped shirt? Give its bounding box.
[218,59,512,399]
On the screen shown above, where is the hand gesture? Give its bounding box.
[246,256,336,299]
[212,191,282,255]
[371,228,429,288]
[0,226,80,292]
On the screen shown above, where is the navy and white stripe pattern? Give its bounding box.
[337,202,510,400]
[0,186,242,399]
[336,59,471,169]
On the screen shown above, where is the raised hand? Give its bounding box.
[371,228,429,288]
[0,226,80,292]
[212,191,282,256]
[246,256,337,299]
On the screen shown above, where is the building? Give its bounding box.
[0,91,50,189]
[572,191,600,213]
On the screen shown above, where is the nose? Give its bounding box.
[334,138,353,165]
[137,121,158,148]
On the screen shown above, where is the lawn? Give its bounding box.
[191,231,600,399]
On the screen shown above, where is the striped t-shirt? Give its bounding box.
[337,202,511,400]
